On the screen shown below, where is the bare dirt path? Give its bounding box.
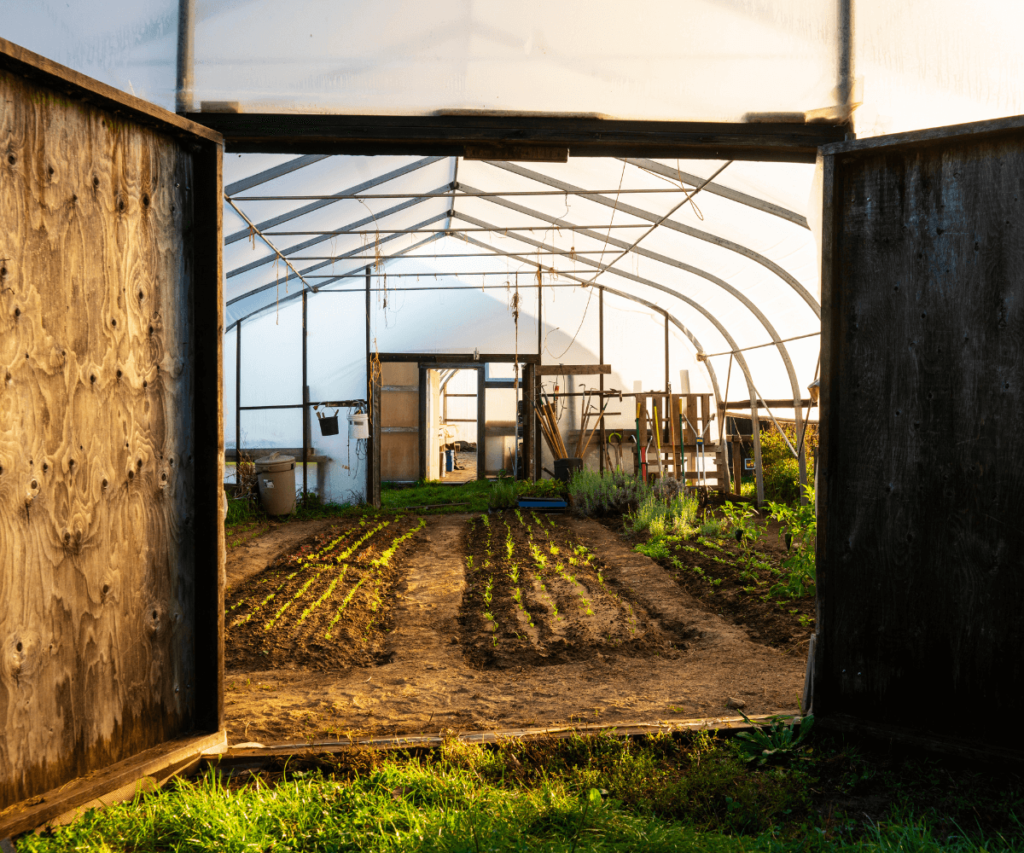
[226,517,346,591]
[224,514,806,745]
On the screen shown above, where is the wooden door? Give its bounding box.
[379,362,420,483]
[0,38,224,830]
[816,116,1024,758]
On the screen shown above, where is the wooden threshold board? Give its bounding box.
[205,714,797,769]
[0,731,227,838]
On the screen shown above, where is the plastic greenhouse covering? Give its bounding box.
[4,0,1023,502]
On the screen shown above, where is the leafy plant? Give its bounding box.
[734,711,815,767]
[634,539,670,560]
[626,493,699,538]
[698,516,727,538]
[721,500,759,545]
[766,485,817,598]
[488,478,518,510]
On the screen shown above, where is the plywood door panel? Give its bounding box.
[0,62,205,808]
[380,362,419,481]
[817,117,1024,753]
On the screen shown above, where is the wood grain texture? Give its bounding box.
[0,65,203,809]
[817,130,1024,748]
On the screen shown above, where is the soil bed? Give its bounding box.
[226,515,425,672]
[223,514,806,745]
[459,510,692,669]
[610,517,815,655]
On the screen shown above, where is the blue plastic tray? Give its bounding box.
[517,497,568,511]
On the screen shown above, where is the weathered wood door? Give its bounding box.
[379,362,421,483]
[816,116,1024,757]
[0,38,224,829]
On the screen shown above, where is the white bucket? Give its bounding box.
[348,412,370,439]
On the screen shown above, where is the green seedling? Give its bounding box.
[324,577,367,640]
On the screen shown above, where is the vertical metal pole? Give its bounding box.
[599,288,605,474]
[235,318,242,469]
[301,290,308,500]
[175,0,196,114]
[365,266,373,504]
[664,312,670,394]
[418,366,428,482]
[524,362,536,482]
[838,0,855,118]
[537,278,543,356]
[751,397,765,509]
[476,367,486,480]
[535,279,543,480]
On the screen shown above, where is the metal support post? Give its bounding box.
[301,289,308,498]
[235,319,242,465]
[175,0,196,114]
[599,288,605,474]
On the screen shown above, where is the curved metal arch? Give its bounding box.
[597,286,724,409]
[438,368,460,392]
[225,155,445,245]
[456,191,807,419]
[454,230,762,415]
[483,160,821,318]
[227,187,448,280]
[621,158,809,229]
[454,212,805,426]
[225,211,449,309]
[225,232,446,332]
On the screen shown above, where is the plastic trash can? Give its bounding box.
[255,452,296,515]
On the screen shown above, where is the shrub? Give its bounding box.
[568,468,652,517]
[488,477,518,510]
[758,423,816,504]
[626,492,699,538]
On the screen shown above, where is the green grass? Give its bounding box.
[381,479,494,514]
[19,732,1024,852]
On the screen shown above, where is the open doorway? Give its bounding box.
[432,368,478,482]
[220,148,818,746]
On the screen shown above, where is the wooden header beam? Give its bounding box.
[537,364,611,376]
[182,112,849,163]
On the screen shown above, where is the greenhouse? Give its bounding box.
[1,0,1023,836]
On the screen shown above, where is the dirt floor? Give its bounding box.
[226,516,347,590]
[618,518,816,656]
[223,512,807,745]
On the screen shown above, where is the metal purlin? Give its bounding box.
[455,229,753,415]
[225,212,450,312]
[227,188,450,280]
[483,160,821,318]
[224,155,446,245]
[456,190,808,430]
[225,231,446,332]
[456,216,808,467]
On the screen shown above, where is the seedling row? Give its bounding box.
[458,510,677,669]
[226,515,425,671]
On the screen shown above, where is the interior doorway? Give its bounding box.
[431,368,478,482]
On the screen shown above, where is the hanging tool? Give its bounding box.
[607,432,623,469]
[650,404,663,478]
[579,397,608,459]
